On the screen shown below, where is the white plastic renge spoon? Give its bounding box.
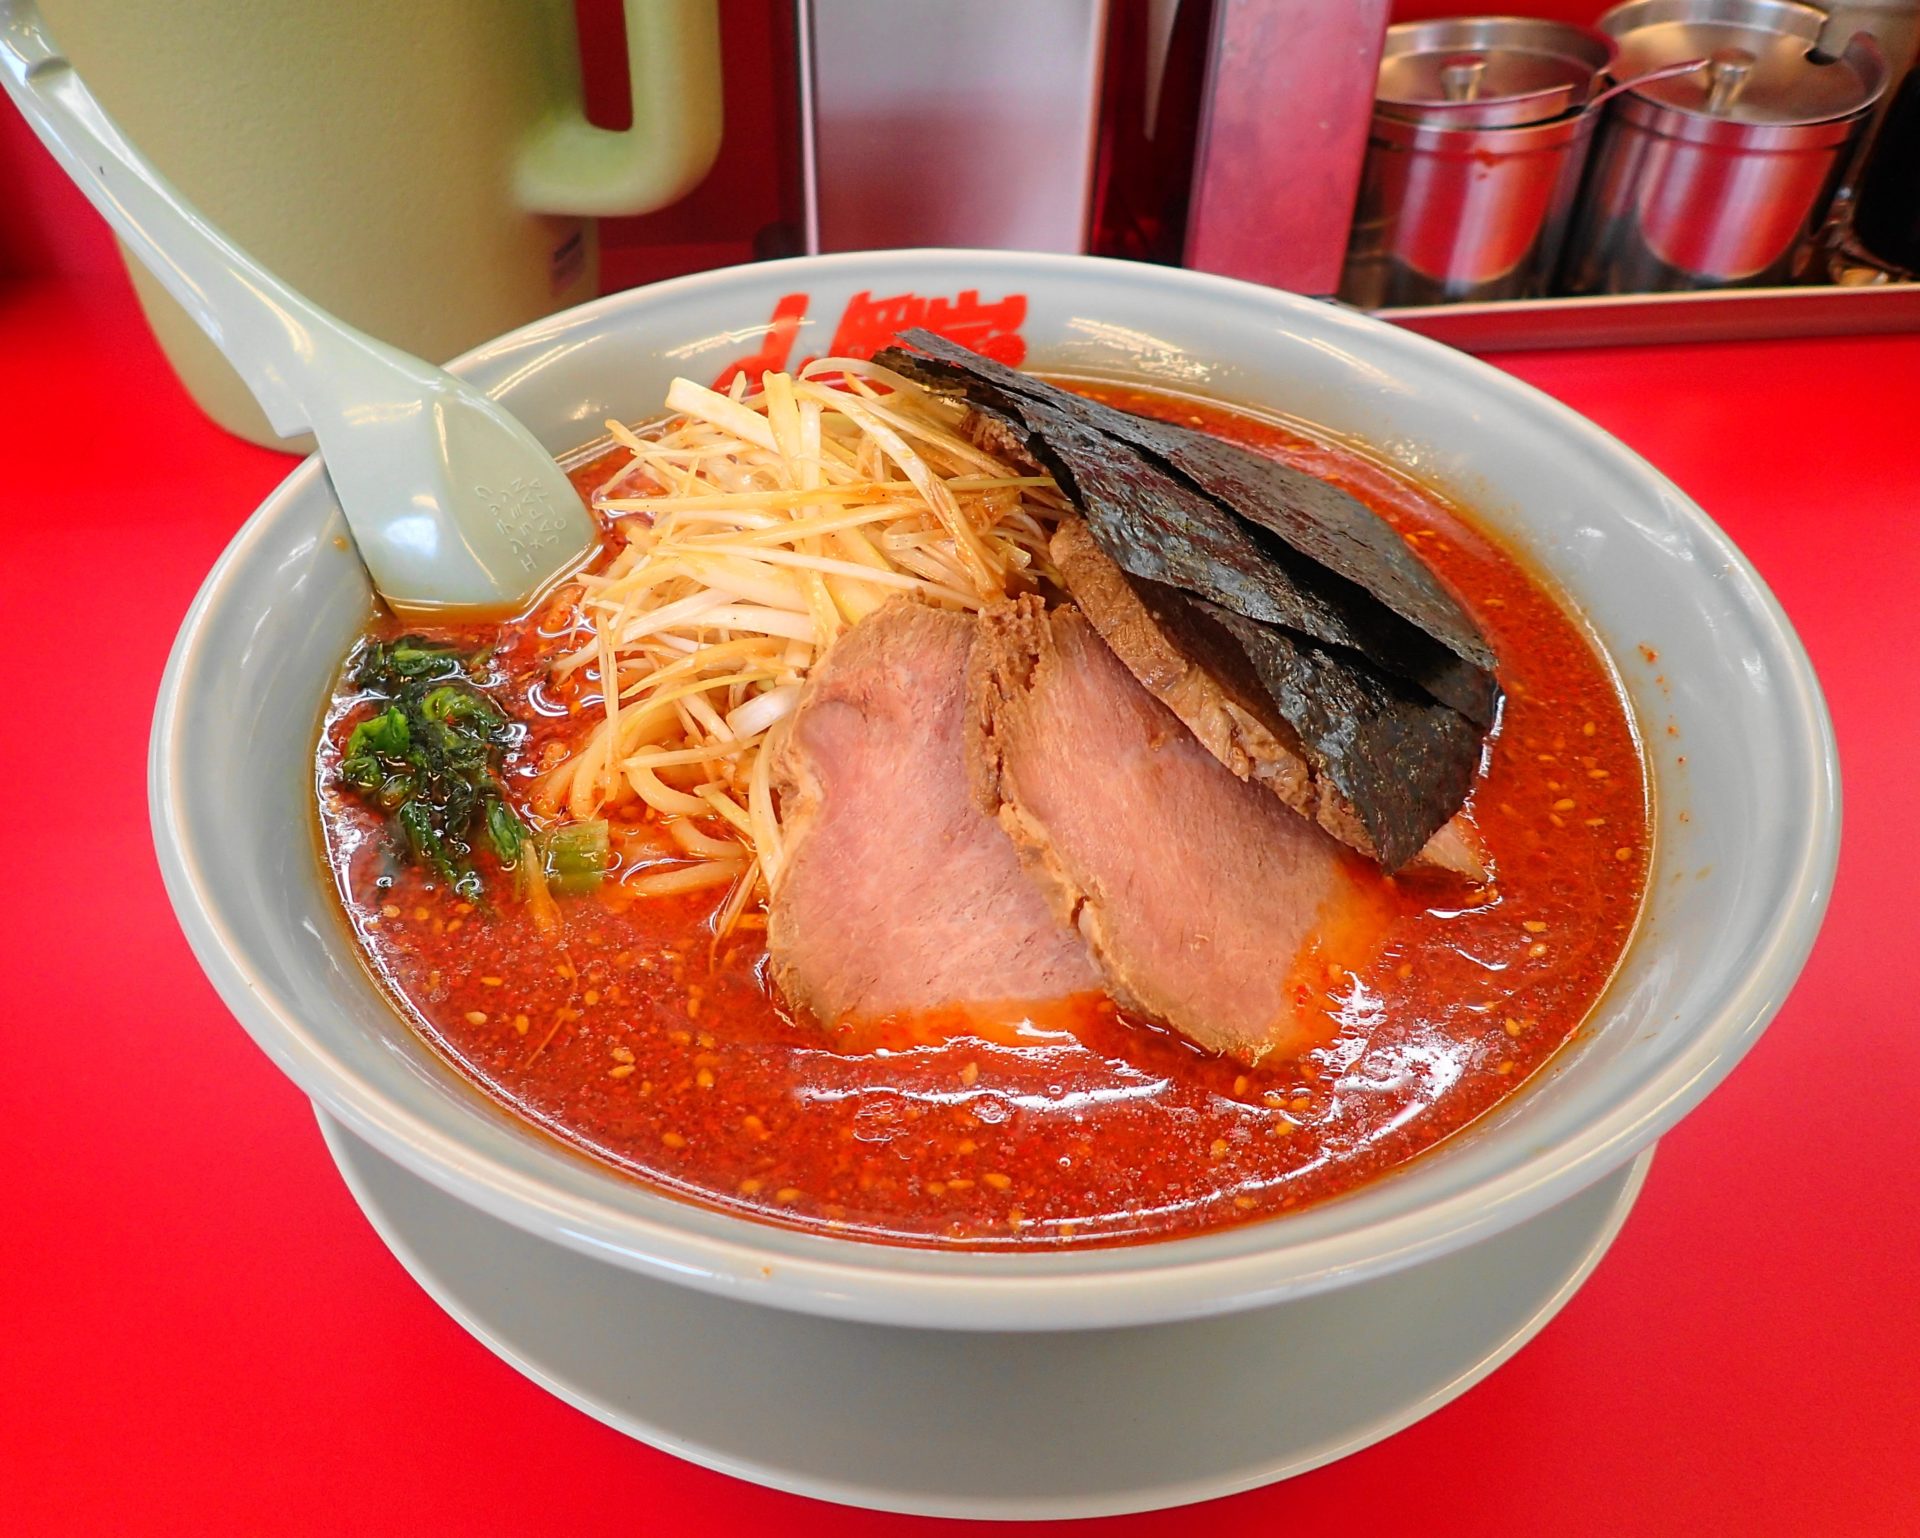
[0,0,597,615]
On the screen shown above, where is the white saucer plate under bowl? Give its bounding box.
[319,1109,1654,1521]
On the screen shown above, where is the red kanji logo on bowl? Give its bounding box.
[712,292,809,392]
[710,287,1029,389]
[831,289,1027,366]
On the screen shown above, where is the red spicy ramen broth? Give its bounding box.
[315,384,1649,1249]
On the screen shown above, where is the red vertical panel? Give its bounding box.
[1183,0,1390,295]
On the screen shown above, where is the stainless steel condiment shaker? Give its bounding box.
[1339,18,1614,308]
[1561,0,1889,292]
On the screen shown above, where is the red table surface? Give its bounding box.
[1,272,1915,1537]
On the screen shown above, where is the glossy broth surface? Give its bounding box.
[316,384,1649,1248]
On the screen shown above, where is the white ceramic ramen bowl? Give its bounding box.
[151,251,1839,1333]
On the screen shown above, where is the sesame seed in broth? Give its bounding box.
[314,384,1648,1250]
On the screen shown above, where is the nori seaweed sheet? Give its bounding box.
[1203,602,1485,870]
[874,329,1502,869]
[880,330,1498,725]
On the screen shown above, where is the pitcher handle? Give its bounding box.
[517,0,723,218]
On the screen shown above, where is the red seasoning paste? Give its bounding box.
[315,384,1649,1249]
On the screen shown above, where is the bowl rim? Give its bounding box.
[150,249,1841,1331]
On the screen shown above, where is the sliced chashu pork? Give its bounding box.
[767,600,1099,1029]
[969,597,1389,1065]
[1051,518,1489,881]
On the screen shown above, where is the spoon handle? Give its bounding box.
[0,0,382,438]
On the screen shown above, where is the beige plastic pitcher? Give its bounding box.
[39,0,721,448]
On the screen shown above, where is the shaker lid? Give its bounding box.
[1602,0,1887,123]
[1378,18,1614,127]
